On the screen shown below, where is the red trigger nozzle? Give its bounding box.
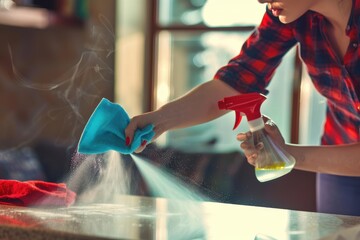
[218,93,267,130]
[233,112,242,130]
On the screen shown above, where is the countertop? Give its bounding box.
[0,195,359,240]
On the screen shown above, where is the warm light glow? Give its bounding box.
[298,63,326,144]
[115,0,147,117]
[202,202,291,239]
[0,0,14,10]
[202,0,264,26]
[156,31,172,109]
[0,7,51,28]
[155,31,172,146]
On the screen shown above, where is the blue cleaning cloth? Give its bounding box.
[77,98,155,155]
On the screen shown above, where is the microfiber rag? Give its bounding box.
[0,180,76,207]
[77,98,155,155]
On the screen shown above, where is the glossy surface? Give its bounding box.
[0,195,359,240]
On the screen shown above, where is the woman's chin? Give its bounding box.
[279,16,293,24]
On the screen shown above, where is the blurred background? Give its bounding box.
[0,0,327,212]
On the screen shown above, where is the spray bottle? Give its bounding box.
[218,93,296,182]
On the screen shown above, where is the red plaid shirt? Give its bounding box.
[215,1,360,145]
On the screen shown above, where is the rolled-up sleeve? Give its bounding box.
[214,8,297,95]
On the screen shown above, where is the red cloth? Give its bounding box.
[0,180,76,207]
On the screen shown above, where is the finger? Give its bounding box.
[151,125,162,141]
[262,114,277,129]
[262,115,271,123]
[256,142,264,150]
[246,131,252,138]
[247,153,258,166]
[134,140,147,153]
[240,142,257,162]
[265,120,277,131]
[240,141,253,150]
[237,132,247,141]
[264,119,281,137]
[124,117,140,146]
[241,148,258,166]
[134,147,145,153]
[265,119,276,127]
[237,131,252,141]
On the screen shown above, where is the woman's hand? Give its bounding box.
[236,116,287,167]
[125,110,165,153]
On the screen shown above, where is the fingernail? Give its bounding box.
[126,137,130,146]
[141,140,147,147]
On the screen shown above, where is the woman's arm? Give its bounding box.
[288,142,360,177]
[125,79,239,152]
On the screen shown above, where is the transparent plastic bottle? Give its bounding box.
[248,118,296,182]
[218,93,296,182]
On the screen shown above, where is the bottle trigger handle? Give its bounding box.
[218,92,267,130]
[234,111,242,130]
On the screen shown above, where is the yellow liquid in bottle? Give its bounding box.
[255,162,295,182]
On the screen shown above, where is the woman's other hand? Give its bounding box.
[237,116,286,166]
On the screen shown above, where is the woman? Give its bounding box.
[125,0,360,216]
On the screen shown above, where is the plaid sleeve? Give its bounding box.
[214,8,297,94]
